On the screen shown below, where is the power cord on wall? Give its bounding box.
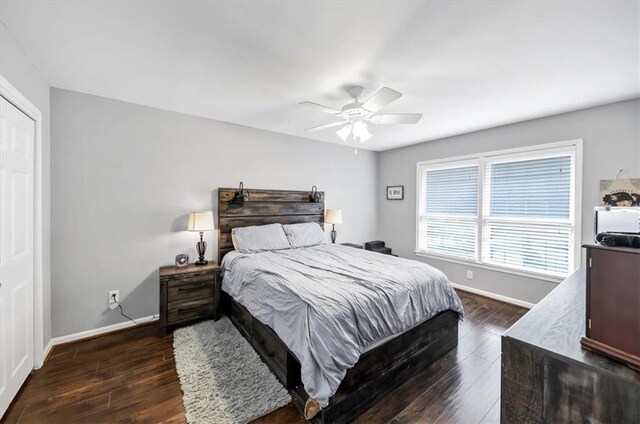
[111,293,137,325]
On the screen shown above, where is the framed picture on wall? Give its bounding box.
[386,185,404,200]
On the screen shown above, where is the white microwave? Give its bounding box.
[594,206,640,236]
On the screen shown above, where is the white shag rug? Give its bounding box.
[173,318,292,424]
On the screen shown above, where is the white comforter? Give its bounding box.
[221,244,463,407]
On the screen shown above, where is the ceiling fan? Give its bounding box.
[300,85,422,144]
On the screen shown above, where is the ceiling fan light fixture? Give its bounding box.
[359,128,372,143]
[352,120,366,134]
[336,124,352,141]
[352,120,371,143]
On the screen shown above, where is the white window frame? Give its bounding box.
[415,139,583,283]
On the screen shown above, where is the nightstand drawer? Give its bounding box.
[167,279,214,303]
[168,299,214,325]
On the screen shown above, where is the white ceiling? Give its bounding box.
[1,1,638,151]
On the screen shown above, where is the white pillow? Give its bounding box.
[282,222,327,248]
[232,223,291,253]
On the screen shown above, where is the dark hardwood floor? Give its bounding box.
[1,290,526,424]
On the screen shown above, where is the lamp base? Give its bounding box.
[195,233,207,266]
[330,225,337,244]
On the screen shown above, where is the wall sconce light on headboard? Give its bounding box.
[231,181,250,204]
[309,185,322,203]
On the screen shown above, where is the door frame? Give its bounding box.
[0,75,45,369]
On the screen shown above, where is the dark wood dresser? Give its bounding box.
[581,244,640,370]
[159,262,220,333]
[501,269,640,423]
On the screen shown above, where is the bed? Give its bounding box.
[217,187,463,423]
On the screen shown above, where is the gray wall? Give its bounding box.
[0,23,52,347]
[47,89,640,334]
[51,88,378,337]
[378,99,640,304]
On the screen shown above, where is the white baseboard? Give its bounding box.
[450,282,536,309]
[40,339,55,367]
[45,315,159,356]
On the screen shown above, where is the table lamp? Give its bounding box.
[188,211,215,265]
[325,209,342,243]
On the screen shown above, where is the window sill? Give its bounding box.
[414,251,566,284]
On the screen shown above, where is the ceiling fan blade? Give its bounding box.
[361,87,402,113]
[373,113,423,124]
[305,121,346,132]
[299,101,341,115]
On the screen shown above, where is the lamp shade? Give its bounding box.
[187,211,215,232]
[325,209,342,225]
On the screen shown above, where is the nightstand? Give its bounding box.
[159,262,220,333]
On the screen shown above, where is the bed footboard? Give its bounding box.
[223,292,459,423]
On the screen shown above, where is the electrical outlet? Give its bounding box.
[108,290,119,310]
[466,270,474,280]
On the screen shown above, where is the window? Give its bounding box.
[417,141,581,278]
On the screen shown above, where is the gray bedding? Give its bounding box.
[221,243,463,407]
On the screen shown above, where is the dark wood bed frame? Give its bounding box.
[217,187,459,423]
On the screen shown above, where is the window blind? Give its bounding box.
[416,142,578,278]
[482,154,574,275]
[418,164,478,259]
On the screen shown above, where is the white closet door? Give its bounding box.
[0,96,35,418]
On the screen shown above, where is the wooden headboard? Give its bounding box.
[217,187,325,263]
